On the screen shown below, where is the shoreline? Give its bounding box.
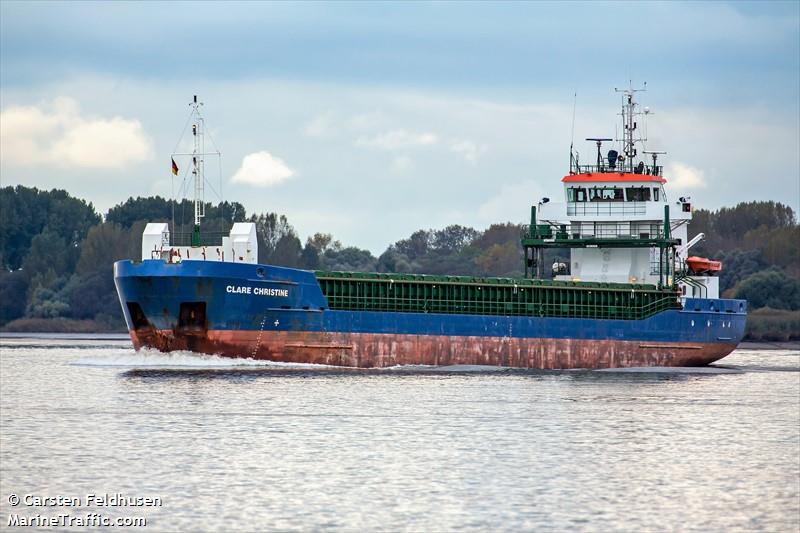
[1,332,798,351]
[737,341,800,351]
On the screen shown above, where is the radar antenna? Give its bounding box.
[586,137,612,171]
[643,150,666,176]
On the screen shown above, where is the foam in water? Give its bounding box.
[71,348,336,369]
[595,366,743,374]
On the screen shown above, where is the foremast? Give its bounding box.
[190,95,205,246]
[172,95,216,247]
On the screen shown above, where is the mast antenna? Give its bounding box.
[190,95,205,246]
[171,95,224,247]
[614,81,647,172]
[569,92,577,172]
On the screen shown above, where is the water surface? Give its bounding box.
[1,337,798,532]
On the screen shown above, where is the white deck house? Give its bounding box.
[535,172,718,299]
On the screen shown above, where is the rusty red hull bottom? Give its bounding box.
[129,329,737,369]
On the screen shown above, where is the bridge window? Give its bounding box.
[567,187,588,202]
[589,187,624,202]
[625,187,651,202]
[653,188,660,201]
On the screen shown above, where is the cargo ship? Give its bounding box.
[114,89,747,368]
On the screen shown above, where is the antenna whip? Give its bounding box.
[569,92,577,171]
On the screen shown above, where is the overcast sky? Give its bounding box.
[1,1,798,253]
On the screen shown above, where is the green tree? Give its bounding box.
[0,270,29,324]
[22,229,75,280]
[431,225,479,253]
[1,186,100,270]
[376,248,416,273]
[321,246,377,272]
[250,213,297,264]
[271,234,303,268]
[395,230,431,261]
[26,286,70,318]
[475,242,521,277]
[689,201,796,256]
[107,196,246,231]
[735,269,800,310]
[713,249,766,294]
[76,223,131,276]
[54,223,135,326]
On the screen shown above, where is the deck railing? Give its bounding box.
[524,222,667,242]
[170,231,229,246]
[570,164,662,176]
[567,202,648,216]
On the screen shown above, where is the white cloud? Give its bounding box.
[0,97,152,168]
[666,161,707,190]
[355,129,438,150]
[50,117,151,168]
[230,151,295,187]
[449,138,487,164]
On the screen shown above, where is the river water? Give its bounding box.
[0,336,798,532]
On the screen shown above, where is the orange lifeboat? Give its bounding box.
[686,256,722,275]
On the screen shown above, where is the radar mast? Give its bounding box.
[615,81,647,172]
[171,95,222,247]
[190,95,205,246]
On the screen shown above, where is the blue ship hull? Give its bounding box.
[114,259,747,368]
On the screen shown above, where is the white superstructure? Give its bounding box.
[525,85,720,299]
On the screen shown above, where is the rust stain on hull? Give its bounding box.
[130,329,737,369]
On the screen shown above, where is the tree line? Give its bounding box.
[1,185,798,339]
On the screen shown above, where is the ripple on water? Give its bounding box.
[0,338,797,532]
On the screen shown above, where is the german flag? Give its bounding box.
[171,157,179,176]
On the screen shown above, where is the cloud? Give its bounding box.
[666,161,707,190]
[230,151,295,187]
[0,97,152,168]
[449,138,487,164]
[355,129,438,150]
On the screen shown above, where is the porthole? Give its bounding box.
[256,267,265,278]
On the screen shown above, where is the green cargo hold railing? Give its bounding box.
[315,271,681,321]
